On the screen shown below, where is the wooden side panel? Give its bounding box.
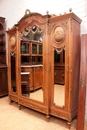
[70,20,81,118]
[77,34,87,130]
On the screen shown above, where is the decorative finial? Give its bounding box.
[46,10,49,15]
[69,8,72,13]
[51,14,56,17]
[25,9,30,15]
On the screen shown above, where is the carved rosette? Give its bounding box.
[52,25,66,48]
[10,35,16,47]
[54,26,65,43]
[9,34,16,55]
[52,20,68,49]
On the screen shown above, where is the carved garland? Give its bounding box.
[53,46,65,54]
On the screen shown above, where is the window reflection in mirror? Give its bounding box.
[20,25,43,102]
[20,25,42,42]
[21,72,30,97]
[54,48,65,107]
[21,67,43,102]
[11,55,16,92]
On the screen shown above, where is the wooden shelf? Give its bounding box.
[21,81,29,85]
[0,50,6,53]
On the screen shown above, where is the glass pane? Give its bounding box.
[32,57,42,64]
[39,45,42,54]
[32,44,37,54]
[21,56,30,64]
[32,57,35,62]
[38,57,42,63]
[21,43,29,54]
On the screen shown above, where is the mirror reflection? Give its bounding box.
[54,48,65,106]
[11,54,16,92]
[20,25,43,102]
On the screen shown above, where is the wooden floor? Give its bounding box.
[0,96,87,130]
[0,96,76,130]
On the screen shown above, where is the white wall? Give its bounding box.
[0,0,87,34]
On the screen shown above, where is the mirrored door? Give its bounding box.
[20,25,43,103]
[54,48,65,107]
[10,54,16,92]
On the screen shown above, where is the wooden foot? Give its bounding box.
[18,104,21,110]
[67,121,71,129]
[46,115,50,122]
[9,99,13,105]
[74,115,77,120]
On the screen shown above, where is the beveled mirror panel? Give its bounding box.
[54,47,65,107]
[20,25,43,102]
[11,54,16,92]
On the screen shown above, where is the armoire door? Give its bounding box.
[48,12,81,125]
[6,28,18,103]
[77,34,87,130]
[7,10,51,118]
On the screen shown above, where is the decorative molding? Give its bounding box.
[10,51,16,56]
[80,72,84,89]
[47,23,55,35]
[53,46,65,54]
[70,18,72,32]
[25,15,47,25]
[61,21,68,29]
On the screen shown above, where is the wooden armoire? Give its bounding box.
[7,9,81,127]
[0,17,8,97]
